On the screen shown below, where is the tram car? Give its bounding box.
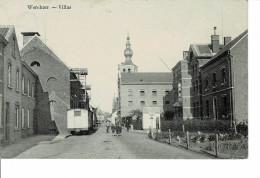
[67,108,92,135]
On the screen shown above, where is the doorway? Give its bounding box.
[4,102,10,140]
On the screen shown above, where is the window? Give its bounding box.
[15,106,19,128]
[140,90,145,96]
[193,103,196,117]
[196,102,200,117]
[165,101,170,104]
[27,109,30,127]
[22,76,25,94]
[128,101,133,106]
[205,76,209,90]
[128,89,133,96]
[178,83,182,97]
[152,101,157,105]
[221,68,226,84]
[212,73,217,87]
[152,90,157,96]
[32,83,35,98]
[74,110,81,116]
[123,69,126,73]
[21,108,25,128]
[222,96,228,116]
[140,101,145,106]
[8,64,11,87]
[128,69,131,73]
[165,90,170,95]
[206,100,210,117]
[31,61,40,67]
[15,70,19,91]
[193,82,195,92]
[27,80,30,96]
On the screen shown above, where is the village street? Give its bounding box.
[13,126,210,159]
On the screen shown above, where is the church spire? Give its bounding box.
[124,35,133,61]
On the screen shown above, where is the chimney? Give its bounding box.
[211,27,219,53]
[224,37,232,46]
[21,32,40,46]
[183,51,189,59]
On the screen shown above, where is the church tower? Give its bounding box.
[118,35,138,73]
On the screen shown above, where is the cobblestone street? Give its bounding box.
[14,126,210,159]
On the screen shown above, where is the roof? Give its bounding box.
[21,32,40,36]
[190,44,224,57]
[21,35,69,69]
[0,25,15,41]
[21,61,38,78]
[121,72,172,85]
[201,30,248,69]
[121,59,137,66]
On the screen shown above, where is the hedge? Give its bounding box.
[161,119,231,133]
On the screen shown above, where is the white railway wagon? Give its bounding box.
[67,109,90,135]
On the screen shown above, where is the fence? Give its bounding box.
[152,128,248,159]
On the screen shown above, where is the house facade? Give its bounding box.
[20,32,70,135]
[201,30,248,125]
[0,26,40,144]
[188,27,226,119]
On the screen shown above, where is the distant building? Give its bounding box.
[20,32,70,135]
[117,35,173,120]
[200,30,248,124]
[112,95,118,113]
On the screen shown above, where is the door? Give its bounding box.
[212,98,218,120]
[5,102,10,140]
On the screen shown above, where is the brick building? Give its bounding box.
[171,52,193,120]
[20,32,70,135]
[0,26,40,144]
[188,27,226,119]
[117,36,173,119]
[200,30,248,125]
[20,61,38,138]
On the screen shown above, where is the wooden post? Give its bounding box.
[186,131,189,149]
[169,129,172,145]
[215,133,218,158]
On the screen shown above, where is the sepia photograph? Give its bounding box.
[0,0,249,163]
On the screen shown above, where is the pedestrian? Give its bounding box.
[126,119,129,132]
[106,120,110,133]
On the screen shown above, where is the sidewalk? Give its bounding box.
[0,134,56,159]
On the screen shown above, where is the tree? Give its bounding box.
[129,109,142,120]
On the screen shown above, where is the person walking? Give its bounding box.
[126,119,130,132]
[106,120,110,133]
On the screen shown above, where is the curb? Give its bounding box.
[38,134,69,144]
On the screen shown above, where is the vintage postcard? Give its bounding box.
[0,0,249,164]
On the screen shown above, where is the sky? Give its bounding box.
[0,0,247,113]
